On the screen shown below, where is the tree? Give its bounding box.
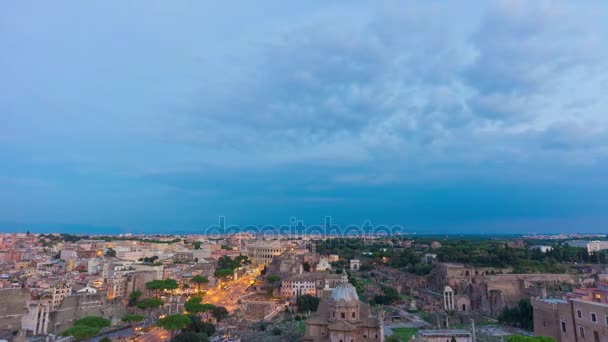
[184,297,206,314]
[214,268,233,279]
[73,316,111,329]
[499,298,534,330]
[137,297,164,318]
[128,290,142,307]
[184,314,216,336]
[100,337,112,342]
[172,331,210,342]
[157,314,192,338]
[191,275,209,293]
[266,275,281,283]
[105,248,117,258]
[194,242,201,250]
[121,314,144,323]
[61,325,100,341]
[146,279,179,297]
[385,336,401,342]
[211,306,229,321]
[297,294,320,313]
[60,315,110,341]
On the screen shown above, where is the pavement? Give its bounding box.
[89,327,135,342]
[203,268,262,311]
[136,327,171,342]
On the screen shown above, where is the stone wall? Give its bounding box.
[48,293,125,334]
[0,288,29,334]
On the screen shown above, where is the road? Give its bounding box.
[204,267,261,311]
[136,327,170,342]
[90,327,135,342]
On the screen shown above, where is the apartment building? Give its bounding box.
[534,277,608,342]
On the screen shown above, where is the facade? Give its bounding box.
[587,241,608,253]
[107,276,128,300]
[246,241,286,265]
[281,272,347,298]
[415,329,472,342]
[51,284,72,310]
[303,283,384,342]
[533,276,608,342]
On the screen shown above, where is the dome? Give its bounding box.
[330,283,359,302]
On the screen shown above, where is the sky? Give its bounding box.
[1,1,608,234]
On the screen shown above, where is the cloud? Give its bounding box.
[1,1,608,230]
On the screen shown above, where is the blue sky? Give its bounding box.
[1,1,608,234]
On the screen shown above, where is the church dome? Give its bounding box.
[330,283,359,302]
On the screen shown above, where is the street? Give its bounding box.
[136,327,170,342]
[203,268,260,311]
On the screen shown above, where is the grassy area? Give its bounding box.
[356,277,374,286]
[391,328,418,341]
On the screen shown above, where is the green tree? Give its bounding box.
[266,275,281,283]
[184,314,216,336]
[137,297,164,318]
[121,313,144,323]
[100,337,112,342]
[105,248,117,257]
[73,316,111,329]
[214,268,233,279]
[172,331,210,342]
[297,294,320,313]
[128,290,142,307]
[499,298,534,330]
[60,315,110,341]
[385,336,401,342]
[145,279,179,296]
[191,275,209,293]
[184,297,206,314]
[157,314,192,339]
[61,325,100,341]
[211,306,229,321]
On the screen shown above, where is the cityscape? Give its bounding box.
[2,1,608,342]
[3,232,608,341]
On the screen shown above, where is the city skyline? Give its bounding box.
[2,1,608,233]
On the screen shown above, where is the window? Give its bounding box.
[352,312,356,318]
[577,309,582,318]
[341,313,345,319]
[561,321,567,332]
[592,312,597,322]
[579,326,585,337]
[594,330,600,342]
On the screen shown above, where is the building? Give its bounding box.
[533,274,608,342]
[281,272,347,298]
[317,258,332,271]
[246,241,286,265]
[303,282,384,342]
[415,329,472,342]
[107,276,128,300]
[587,241,608,253]
[51,284,72,310]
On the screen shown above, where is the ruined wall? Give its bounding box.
[0,288,29,333]
[48,293,125,334]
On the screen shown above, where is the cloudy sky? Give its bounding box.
[1,1,608,234]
